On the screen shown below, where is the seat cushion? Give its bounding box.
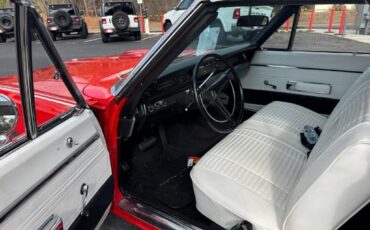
[247,101,327,139]
[191,101,327,229]
[191,127,307,229]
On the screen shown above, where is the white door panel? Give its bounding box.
[0,110,112,229]
[242,65,360,99]
[241,51,370,100]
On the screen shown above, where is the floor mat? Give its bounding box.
[152,167,194,209]
[122,113,226,229]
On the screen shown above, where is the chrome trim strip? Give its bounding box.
[15,4,37,139]
[119,197,201,230]
[251,64,364,74]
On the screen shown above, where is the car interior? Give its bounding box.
[118,3,370,230]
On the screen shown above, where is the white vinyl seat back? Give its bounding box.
[284,67,370,230]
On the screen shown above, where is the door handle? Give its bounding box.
[287,81,331,95]
[38,215,63,230]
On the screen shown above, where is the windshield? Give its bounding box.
[48,4,75,16]
[104,2,135,15]
[175,6,274,60]
[0,8,14,15]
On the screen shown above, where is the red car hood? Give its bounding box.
[0,49,148,110]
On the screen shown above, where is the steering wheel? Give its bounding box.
[193,53,244,133]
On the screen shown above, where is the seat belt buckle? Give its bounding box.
[300,125,320,151]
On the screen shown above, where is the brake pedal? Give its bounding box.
[138,136,157,152]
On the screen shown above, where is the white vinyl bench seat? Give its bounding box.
[191,67,370,230]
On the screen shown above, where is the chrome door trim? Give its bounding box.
[15,3,37,139]
[119,196,202,230]
[38,215,63,230]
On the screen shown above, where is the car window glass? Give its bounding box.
[292,4,370,53]
[177,6,274,58]
[262,7,293,50]
[104,2,134,15]
[31,36,76,127]
[0,10,26,151]
[49,4,75,16]
[177,0,191,10]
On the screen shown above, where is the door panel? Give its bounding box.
[242,64,359,99]
[241,50,370,113]
[0,110,112,229]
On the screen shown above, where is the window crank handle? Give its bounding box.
[264,80,277,89]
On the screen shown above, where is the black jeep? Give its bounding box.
[0,8,14,43]
[47,3,88,41]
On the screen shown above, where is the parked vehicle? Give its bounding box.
[99,1,141,43]
[0,8,14,43]
[46,3,88,41]
[163,0,273,34]
[1,0,370,230]
[163,0,194,31]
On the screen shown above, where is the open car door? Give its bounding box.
[0,1,112,229]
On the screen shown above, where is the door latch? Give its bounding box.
[264,80,277,89]
[80,183,89,217]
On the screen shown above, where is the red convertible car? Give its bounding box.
[1,0,370,229]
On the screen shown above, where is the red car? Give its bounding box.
[1,0,370,229]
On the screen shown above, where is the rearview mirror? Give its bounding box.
[0,94,18,136]
[237,15,269,27]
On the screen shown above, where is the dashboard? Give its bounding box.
[135,51,249,127]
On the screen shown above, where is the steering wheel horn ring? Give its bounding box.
[193,53,244,134]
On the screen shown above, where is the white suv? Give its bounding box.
[163,0,273,35]
[163,0,194,32]
[99,1,141,43]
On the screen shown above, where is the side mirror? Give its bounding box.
[173,6,178,10]
[237,15,269,27]
[0,94,18,137]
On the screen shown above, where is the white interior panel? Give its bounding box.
[241,65,360,99]
[241,50,370,100]
[0,110,112,229]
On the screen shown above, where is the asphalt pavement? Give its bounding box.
[2,32,370,77]
[0,33,161,77]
